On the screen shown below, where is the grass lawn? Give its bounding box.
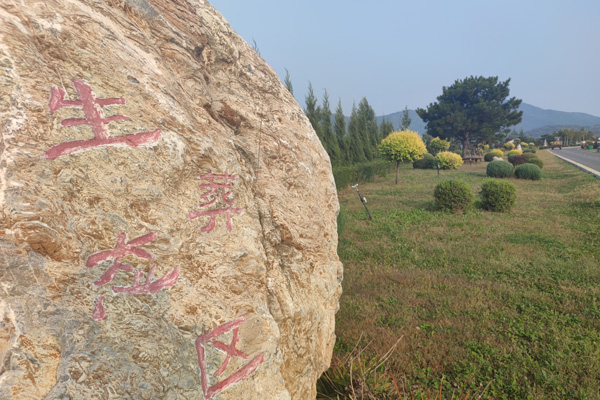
[329,151,600,399]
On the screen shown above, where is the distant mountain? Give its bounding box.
[376,103,600,138]
[514,104,600,134]
[525,125,600,138]
[375,110,426,133]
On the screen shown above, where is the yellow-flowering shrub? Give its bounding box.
[435,151,464,170]
[379,129,426,183]
[504,142,515,150]
[428,137,450,155]
[507,149,523,157]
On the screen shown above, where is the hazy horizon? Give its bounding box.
[209,0,600,118]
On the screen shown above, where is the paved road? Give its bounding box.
[549,147,600,177]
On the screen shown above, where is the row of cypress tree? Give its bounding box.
[297,81,401,167]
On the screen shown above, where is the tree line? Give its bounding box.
[302,82,410,166]
[287,74,525,165]
[284,74,410,167]
[540,128,596,146]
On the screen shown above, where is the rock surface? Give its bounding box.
[0,1,342,399]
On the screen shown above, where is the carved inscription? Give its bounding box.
[195,315,264,398]
[87,232,179,320]
[46,79,161,159]
[188,171,244,232]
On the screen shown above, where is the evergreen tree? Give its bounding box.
[348,103,365,164]
[284,68,293,95]
[400,106,411,130]
[417,76,522,157]
[357,97,377,160]
[379,116,394,139]
[304,82,323,141]
[320,90,341,164]
[334,99,348,164]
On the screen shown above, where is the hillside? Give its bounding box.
[514,103,600,134]
[376,103,600,137]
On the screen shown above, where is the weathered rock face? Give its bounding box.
[0,1,342,399]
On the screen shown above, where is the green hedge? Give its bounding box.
[333,160,392,189]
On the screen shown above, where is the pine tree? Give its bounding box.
[334,99,348,164]
[320,90,341,164]
[417,76,522,157]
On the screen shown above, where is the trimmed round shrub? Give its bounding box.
[479,179,516,212]
[484,149,504,161]
[428,137,450,155]
[508,155,528,166]
[515,163,542,180]
[522,153,543,168]
[413,153,436,169]
[435,151,463,170]
[504,142,515,150]
[507,149,523,157]
[434,179,474,213]
[379,130,427,163]
[486,160,514,178]
[520,143,529,149]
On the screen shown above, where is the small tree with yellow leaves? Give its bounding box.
[379,130,427,184]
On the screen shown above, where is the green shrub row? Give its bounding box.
[333,160,392,189]
[488,158,543,180]
[434,179,516,213]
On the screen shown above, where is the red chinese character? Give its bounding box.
[195,315,264,399]
[86,232,179,320]
[86,232,156,286]
[92,296,107,321]
[45,78,161,159]
[112,264,180,295]
[188,171,244,232]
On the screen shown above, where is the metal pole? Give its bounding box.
[352,184,373,220]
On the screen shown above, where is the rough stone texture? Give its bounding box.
[0,1,342,399]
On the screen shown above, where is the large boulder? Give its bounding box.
[0,1,342,399]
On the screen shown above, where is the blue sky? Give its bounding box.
[209,0,600,117]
